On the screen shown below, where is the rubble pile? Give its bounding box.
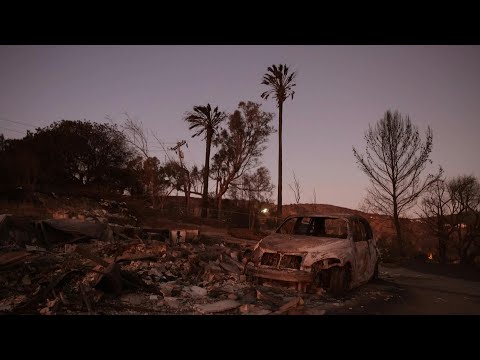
[0,214,332,315]
[33,193,139,226]
[97,199,138,226]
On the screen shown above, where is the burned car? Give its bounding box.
[245,214,379,295]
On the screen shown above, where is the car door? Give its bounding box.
[359,218,378,278]
[352,219,371,283]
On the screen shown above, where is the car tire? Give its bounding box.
[329,266,349,296]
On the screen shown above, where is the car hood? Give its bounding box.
[258,233,349,253]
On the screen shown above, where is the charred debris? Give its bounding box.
[0,201,340,315]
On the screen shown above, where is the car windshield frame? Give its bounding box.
[276,216,350,239]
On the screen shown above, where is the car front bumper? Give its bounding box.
[244,263,314,283]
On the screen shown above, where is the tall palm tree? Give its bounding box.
[261,64,297,220]
[184,104,226,218]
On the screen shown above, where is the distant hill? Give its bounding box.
[284,203,366,217]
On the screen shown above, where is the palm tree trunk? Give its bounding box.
[202,131,212,218]
[277,102,283,223]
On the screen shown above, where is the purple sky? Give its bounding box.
[1,45,479,213]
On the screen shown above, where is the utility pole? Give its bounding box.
[170,140,187,169]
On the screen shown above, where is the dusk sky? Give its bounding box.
[1,45,479,213]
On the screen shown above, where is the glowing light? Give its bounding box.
[261,208,269,214]
[428,253,433,260]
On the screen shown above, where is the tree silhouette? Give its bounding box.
[0,120,135,194]
[184,104,226,217]
[418,178,451,263]
[261,64,297,221]
[353,110,442,253]
[211,101,275,216]
[288,171,301,211]
[448,175,480,264]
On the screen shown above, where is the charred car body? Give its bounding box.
[245,214,379,294]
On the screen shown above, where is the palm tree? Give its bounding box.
[184,104,226,218]
[261,64,297,220]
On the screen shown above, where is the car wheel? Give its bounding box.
[329,266,349,296]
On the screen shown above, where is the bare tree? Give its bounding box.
[418,178,452,263]
[288,171,301,211]
[261,64,297,220]
[106,113,204,211]
[448,175,480,264]
[312,188,317,212]
[114,114,173,207]
[150,133,195,212]
[353,110,443,252]
[358,196,374,213]
[107,112,150,158]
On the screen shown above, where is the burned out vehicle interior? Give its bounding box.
[245,214,379,296]
[278,216,350,239]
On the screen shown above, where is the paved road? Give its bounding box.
[324,262,480,315]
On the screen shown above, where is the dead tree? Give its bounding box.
[353,110,442,253]
[107,112,150,159]
[418,178,452,263]
[448,175,480,264]
[288,171,301,212]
